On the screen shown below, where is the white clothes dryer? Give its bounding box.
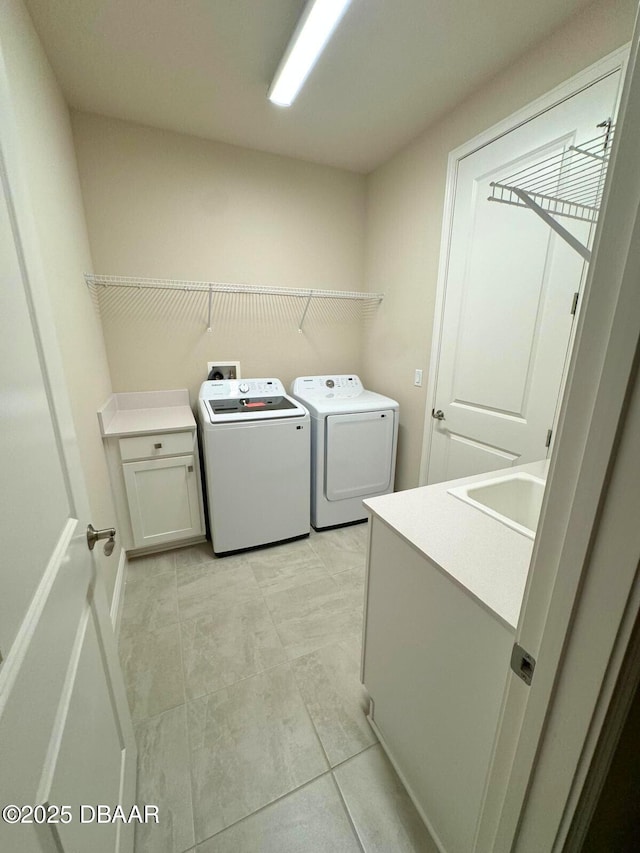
[291,375,399,529]
[198,378,310,554]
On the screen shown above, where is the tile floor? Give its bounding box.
[119,523,438,852]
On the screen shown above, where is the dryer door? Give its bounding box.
[325,410,394,501]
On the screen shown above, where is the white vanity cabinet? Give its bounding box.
[99,390,206,555]
[362,518,513,853]
[361,462,545,853]
[120,434,202,549]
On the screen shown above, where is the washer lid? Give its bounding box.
[199,379,308,422]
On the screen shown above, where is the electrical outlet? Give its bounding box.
[414,369,423,387]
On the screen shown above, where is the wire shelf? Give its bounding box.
[488,122,614,225]
[85,274,382,301]
[85,274,384,332]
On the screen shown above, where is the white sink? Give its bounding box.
[448,472,546,539]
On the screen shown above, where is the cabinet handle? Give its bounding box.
[154,442,163,449]
[188,465,193,472]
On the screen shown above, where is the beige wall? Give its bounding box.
[72,113,367,400]
[364,0,637,492]
[0,0,119,601]
[10,0,632,536]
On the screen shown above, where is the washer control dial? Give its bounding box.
[238,382,249,393]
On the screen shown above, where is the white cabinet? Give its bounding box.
[123,453,202,549]
[362,516,514,853]
[98,391,206,555]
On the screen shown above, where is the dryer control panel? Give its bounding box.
[291,375,363,399]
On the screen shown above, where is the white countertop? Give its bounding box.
[98,390,196,437]
[364,460,549,630]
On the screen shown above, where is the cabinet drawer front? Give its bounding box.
[119,430,193,461]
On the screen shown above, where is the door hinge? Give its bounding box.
[545,428,553,448]
[511,643,536,686]
[570,292,579,315]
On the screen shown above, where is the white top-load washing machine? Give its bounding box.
[198,378,310,554]
[291,375,399,529]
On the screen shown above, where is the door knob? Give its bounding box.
[87,524,117,556]
[432,408,446,421]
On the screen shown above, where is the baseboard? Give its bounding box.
[367,713,449,853]
[125,534,207,559]
[110,547,127,638]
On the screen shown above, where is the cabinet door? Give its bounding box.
[123,454,202,548]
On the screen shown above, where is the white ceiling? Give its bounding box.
[25,0,595,173]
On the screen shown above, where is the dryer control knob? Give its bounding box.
[238,382,249,393]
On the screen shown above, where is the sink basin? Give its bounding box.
[448,472,546,539]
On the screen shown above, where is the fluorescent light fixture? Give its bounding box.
[268,0,352,107]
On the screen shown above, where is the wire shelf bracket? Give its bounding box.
[298,292,313,334]
[509,188,592,262]
[487,121,614,263]
[85,274,384,332]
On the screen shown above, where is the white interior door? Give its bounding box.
[476,36,639,851]
[0,73,135,852]
[427,71,622,485]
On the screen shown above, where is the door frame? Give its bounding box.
[475,19,640,851]
[419,43,629,487]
